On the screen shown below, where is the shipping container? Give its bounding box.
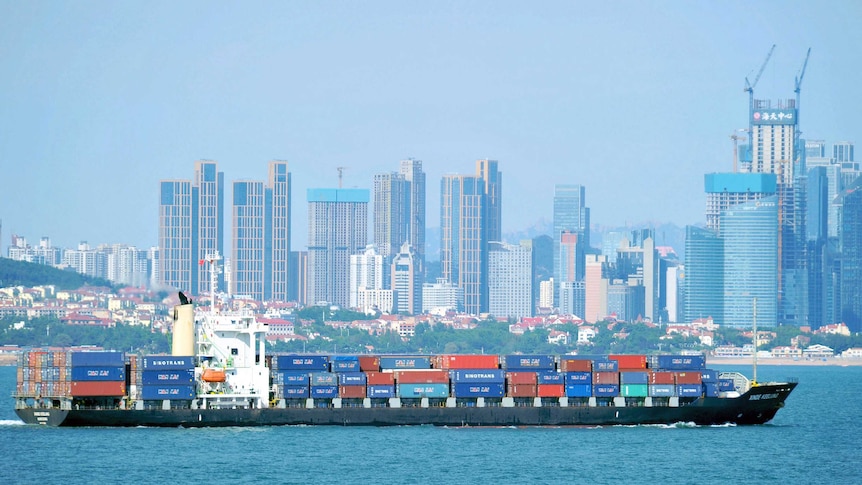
[648,371,675,385]
[648,384,676,397]
[506,372,538,385]
[434,354,500,370]
[537,371,564,384]
[142,355,195,370]
[593,371,620,385]
[565,383,592,398]
[365,371,395,386]
[649,354,706,370]
[677,384,702,397]
[275,355,329,371]
[358,356,380,372]
[338,385,366,399]
[310,386,339,399]
[367,385,395,398]
[559,358,592,373]
[395,370,450,384]
[718,379,735,391]
[703,382,719,397]
[397,383,450,398]
[278,372,310,385]
[310,372,338,386]
[593,384,620,397]
[591,360,619,372]
[379,356,432,370]
[452,382,505,398]
[338,373,367,386]
[621,384,649,397]
[140,385,195,400]
[700,369,719,383]
[141,370,195,385]
[619,371,649,385]
[71,351,125,367]
[331,356,360,373]
[70,366,126,382]
[450,369,505,384]
[537,384,565,397]
[70,381,126,397]
[282,385,310,398]
[609,354,647,370]
[565,372,592,384]
[503,355,555,370]
[506,384,537,397]
[674,372,703,385]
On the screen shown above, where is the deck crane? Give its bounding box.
[744,44,776,136]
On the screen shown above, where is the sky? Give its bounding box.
[1,1,861,254]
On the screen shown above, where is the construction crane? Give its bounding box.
[794,48,811,146]
[745,44,776,135]
[336,166,347,189]
[730,129,748,173]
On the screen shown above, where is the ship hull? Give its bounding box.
[15,382,795,428]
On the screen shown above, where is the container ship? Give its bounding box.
[13,258,796,428]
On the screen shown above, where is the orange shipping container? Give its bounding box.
[506,372,538,385]
[338,385,366,399]
[537,384,565,398]
[559,358,592,372]
[507,384,538,398]
[365,372,395,386]
[395,370,449,384]
[358,356,380,372]
[609,354,647,370]
[675,372,702,385]
[649,371,675,385]
[435,355,500,370]
[71,381,126,397]
[593,372,620,385]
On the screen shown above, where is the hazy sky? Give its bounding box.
[2,1,860,253]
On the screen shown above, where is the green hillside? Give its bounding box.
[0,257,115,290]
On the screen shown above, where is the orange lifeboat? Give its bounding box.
[202,368,226,383]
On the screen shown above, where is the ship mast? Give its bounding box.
[752,297,758,386]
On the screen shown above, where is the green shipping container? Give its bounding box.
[621,384,649,397]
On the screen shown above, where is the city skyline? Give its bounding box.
[3,2,861,253]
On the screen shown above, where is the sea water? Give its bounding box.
[0,364,860,484]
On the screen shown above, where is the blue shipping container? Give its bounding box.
[397,383,450,398]
[651,355,706,370]
[141,369,195,385]
[565,383,592,397]
[718,379,735,391]
[700,369,719,383]
[648,384,676,397]
[141,385,196,400]
[592,360,619,372]
[619,371,649,385]
[70,366,126,381]
[677,384,702,397]
[565,372,592,384]
[275,355,329,371]
[71,351,125,367]
[537,371,564,384]
[593,384,620,397]
[282,385,310,398]
[450,369,506,383]
[379,356,432,370]
[338,373,367,385]
[310,372,337,386]
[331,360,360,372]
[310,386,339,399]
[367,385,395,398]
[503,355,555,370]
[703,382,719,397]
[142,355,195,370]
[452,382,505,398]
[279,372,310,385]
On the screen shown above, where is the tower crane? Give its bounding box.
[745,44,776,135]
[337,166,347,188]
[730,129,748,173]
[794,48,811,146]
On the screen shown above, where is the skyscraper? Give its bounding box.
[159,160,224,295]
[349,245,385,310]
[441,174,486,315]
[487,241,532,319]
[373,172,410,259]
[476,159,502,243]
[231,161,292,301]
[553,185,590,288]
[391,241,421,315]
[683,226,723,325]
[399,159,426,267]
[839,177,862,332]
[704,173,777,232]
[307,188,369,308]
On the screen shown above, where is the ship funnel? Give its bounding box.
[172,292,195,357]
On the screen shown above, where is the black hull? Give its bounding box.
[15,383,795,428]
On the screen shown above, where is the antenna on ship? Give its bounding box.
[752,297,758,386]
[201,251,222,314]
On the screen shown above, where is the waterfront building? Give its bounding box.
[839,177,862,332]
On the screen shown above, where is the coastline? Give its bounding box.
[708,357,862,367]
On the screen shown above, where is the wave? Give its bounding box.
[0,419,25,426]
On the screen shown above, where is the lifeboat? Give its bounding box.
[202,368,226,382]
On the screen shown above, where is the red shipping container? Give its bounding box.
[395,370,449,384]
[435,355,500,370]
[507,384,538,397]
[593,372,620,385]
[559,358,592,372]
[358,356,380,372]
[338,385,366,399]
[365,372,395,386]
[675,372,703,385]
[649,371,675,385]
[609,354,647,370]
[537,384,565,398]
[71,381,126,397]
[506,372,538,385]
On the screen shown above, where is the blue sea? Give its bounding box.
[1,364,860,484]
